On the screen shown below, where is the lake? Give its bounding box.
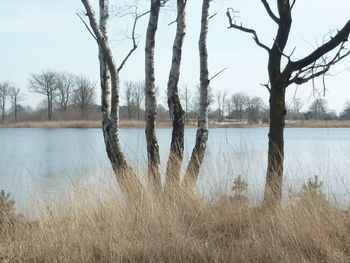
[1,127,350,213]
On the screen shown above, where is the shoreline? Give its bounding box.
[1,120,350,129]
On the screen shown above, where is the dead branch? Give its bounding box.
[209,67,228,81]
[226,8,270,53]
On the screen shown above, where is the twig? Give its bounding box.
[76,12,97,41]
[209,67,228,81]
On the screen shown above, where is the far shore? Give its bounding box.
[1,119,350,129]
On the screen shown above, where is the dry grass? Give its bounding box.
[1,184,350,263]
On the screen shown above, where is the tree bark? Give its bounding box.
[164,0,186,191]
[145,0,161,192]
[182,0,210,190]
[81,0,142,197]
[262,0,292,207]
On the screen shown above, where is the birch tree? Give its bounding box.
[80,0,142,196]
[164,0,187,190]
[28,70,57,121]
[145,0,162,192]
[182,0,211,190]
[227,0,350,207]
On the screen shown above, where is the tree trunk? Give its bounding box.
[182,0,210,190]
[81,0,142,198]
[14,97,17,123]
[145,0,161,192]
[164,0,186,191]
[263,84,286,207]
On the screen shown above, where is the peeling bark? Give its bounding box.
[145,0,161,192]
[164,0,187,191]
[182,0,210,190]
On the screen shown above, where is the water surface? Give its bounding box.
[1,127,350,212]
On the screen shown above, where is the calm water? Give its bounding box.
[1,127,350,212]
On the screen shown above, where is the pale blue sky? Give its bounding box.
[0,0,349,112]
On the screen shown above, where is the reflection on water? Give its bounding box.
[0,127,350,212]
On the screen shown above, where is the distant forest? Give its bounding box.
[1,72,350,124]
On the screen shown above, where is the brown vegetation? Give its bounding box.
[1,185,350,262]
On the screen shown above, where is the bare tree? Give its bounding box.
[56,72,75,118]
[290,98,303,119]
[124,81,135,121]
[80,0,143,196]
[72,75,96,117]
[216,90,228,121]
[164,0,187,190]
[133,81,145,121]
[0,82,10,122]
[246,96,265,123]
[231,92,248,122]
[180,85,190,124]
[308,98,328,119]
[224,95,232,118]
[182,0,211,190]
[227,1,350,206]
[28,70,57,121]
[9,86,24,123]
[145,0,162,192]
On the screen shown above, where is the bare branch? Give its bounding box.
[168,0,187,26]
[289,20,350,71]
[288,43,350,85]
[226,8,270,53]
[261,0,279,24]
[117,9,149,72]
[209,67,228,81]
[76,12,97,41]
[260,83,271,92]
[291,0,297,10]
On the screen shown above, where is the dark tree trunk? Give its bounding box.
[263,84,286,206]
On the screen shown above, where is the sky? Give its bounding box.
[0,0,349,113]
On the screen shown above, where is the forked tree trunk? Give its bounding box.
[145,0,161,192]
[164,0,186,191]
[182,0,210,190]
[81,0,142,197]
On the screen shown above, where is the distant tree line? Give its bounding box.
[2,74,350,125]
[0,70,98,123]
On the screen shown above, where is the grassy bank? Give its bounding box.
[1,186,350,262]
[1,119,350,129]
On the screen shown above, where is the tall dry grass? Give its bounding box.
[1,181,350,263]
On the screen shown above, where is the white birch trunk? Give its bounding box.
[182,0,210,190]
[81,0,142,196]
[164,0,186,191]
[145,0,161,192]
